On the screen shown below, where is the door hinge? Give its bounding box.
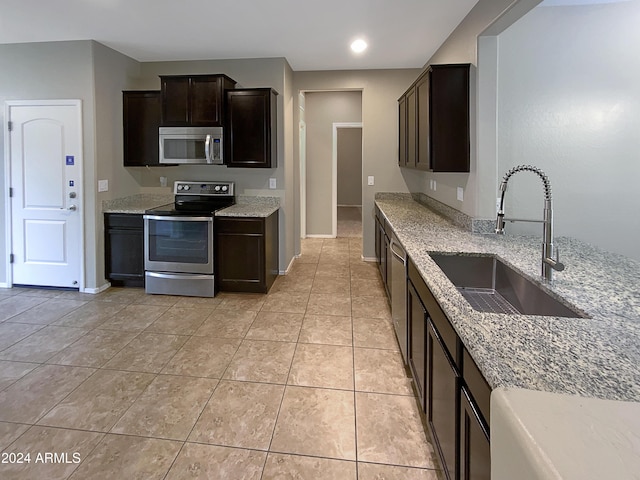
[7,121,12,132]
[9,254,14,264]
[9,187,13,198]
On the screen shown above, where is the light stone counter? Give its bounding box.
[103,194,280,218]
[215,196,280,218]
[375,193,640,402]
[102,194,174,214]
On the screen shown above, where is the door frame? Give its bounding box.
[332,122,363,237]
[3,99,85,290]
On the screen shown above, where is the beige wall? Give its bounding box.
[304,91,362,235]
[294,70,420,258]
[337,128,362,207]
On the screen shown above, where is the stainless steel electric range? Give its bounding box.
[143,180,235,297]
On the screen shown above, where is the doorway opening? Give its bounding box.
[300,90,363,240]
[335,123,363,238]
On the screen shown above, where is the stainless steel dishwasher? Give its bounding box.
[389,232,408,365]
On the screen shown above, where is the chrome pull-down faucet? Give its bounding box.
[495,165,565,282]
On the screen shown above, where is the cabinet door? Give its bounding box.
[406,85,417,168]
[430,64,470,172]
[226,89,277,168]
[416,72,430,170]
[190,76,222,126]
[460,386,491,480]
[428,320,459,480]
[398,95,407,166]
[408,281,427,411]
[123,91,161,166]
[161,77,190,125]
[104,214,145,287]
[216,217,271,293]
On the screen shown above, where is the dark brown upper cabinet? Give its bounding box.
[122,90,161,166]
[398,64,470,173]
[225,88,278,168]
[160,74,237,126]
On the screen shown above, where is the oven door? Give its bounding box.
[144,215,213,274]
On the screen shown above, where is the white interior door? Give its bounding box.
[7,100,83,288]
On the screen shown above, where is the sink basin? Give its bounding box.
[429,253,587,318]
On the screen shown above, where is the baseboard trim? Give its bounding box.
[280,255,297,275]
[0,282,10,289]
[83,282,111,294]
[361,256,377,263]
[305,234,335,239]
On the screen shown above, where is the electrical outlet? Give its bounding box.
[98,179,108,192]
[457,187,464,202]
[432,180,437,191]
[269,178,277,189]
[367,176,374,186]
[160,176,168,187]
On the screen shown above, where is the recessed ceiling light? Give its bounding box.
[350,39,368,54]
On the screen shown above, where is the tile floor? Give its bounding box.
[0,238,441,479]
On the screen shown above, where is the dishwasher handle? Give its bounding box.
[389,238,406,265]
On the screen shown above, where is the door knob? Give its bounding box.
[68,205,77,211]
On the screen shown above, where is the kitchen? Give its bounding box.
[1,0,640,478]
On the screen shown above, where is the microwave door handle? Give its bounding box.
[205,135,212,164]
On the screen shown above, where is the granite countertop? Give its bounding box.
[215,196,280,218]
[375,193,640,402]
[103,194,280,217]
[102,194,174,214]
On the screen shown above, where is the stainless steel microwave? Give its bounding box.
[159,127,223,165]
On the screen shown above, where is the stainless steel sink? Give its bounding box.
[429,253,587,318]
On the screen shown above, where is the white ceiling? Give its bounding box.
[0,0,479,71]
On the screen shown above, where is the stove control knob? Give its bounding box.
[214,185,221,192]
[177,185,183,190]
[221,185,228,192]
[183,185,190,191]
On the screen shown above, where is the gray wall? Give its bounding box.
[0,41,97,287]
[400,0,519,219]
[294,70,420,258]
[305,91,362,235]
[496,1,640,260]
[337,128,363,207]
[91,41,142,287]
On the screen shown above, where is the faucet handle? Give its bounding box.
[553,247,565,272]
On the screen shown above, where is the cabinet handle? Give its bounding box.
[389,238,406,265]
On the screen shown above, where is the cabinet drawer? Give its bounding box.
[105,213,143,229]
[463,348,491,426]
[216,217,264,235]
[408,259,459,367]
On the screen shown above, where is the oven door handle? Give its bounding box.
[146,272,215,280]
[143,215,213,222]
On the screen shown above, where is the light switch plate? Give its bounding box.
[269,178,277,189]
[367,176,374,186]
[457,187,464,201]
[98,179,108,192]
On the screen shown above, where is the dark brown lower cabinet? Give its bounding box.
[104,213,145,287]
[460,386,491,480]
[408,281,427,410]
[405,257,490,480]
[427,320,460,480]
[215,212,279,293]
